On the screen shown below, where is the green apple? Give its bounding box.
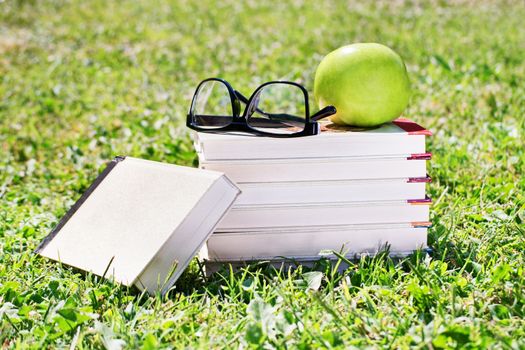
[314,43,411,127]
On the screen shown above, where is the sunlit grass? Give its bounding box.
[1,0,524,348]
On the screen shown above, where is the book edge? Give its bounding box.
[229,196,432,211]
[133,175,240,294]
[205,249,427,263]
[34,156,126,254]
[159,176,240,295]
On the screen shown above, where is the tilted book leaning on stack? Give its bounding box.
[193,118,432,262]
[36,157,240,294]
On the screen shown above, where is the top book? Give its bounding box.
[193,118,431,161]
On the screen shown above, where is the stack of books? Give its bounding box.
[194,118,432,262]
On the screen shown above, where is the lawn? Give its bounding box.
[1,0,524,348]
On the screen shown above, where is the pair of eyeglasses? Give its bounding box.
[186,78,336,137]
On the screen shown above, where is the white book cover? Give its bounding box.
[36,157,240,295]
[216,198,431,231]
[235,176,430,206]
[200,153,430,183]
[207,223,429,261]
[194,118,431,160]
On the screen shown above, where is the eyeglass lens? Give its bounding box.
[192,80,233,129]
[247,83,306,135]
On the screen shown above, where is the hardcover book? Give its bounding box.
[194,118,431,160]
[36,157,240,295]
[200,153,430,183]
[216,198,431,231]
[234,176,431,206]
[207,223,429,261]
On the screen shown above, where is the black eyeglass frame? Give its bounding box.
[186,77,336,137]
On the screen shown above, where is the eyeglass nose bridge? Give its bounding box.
[232,97,242,118]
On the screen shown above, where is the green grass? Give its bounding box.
[1,0,525,348]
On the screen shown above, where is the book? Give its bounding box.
[216,198,431,231]
[36,157,240,295]
[234,176,430,206]
[199,153,430,183]
[193,118,431,161]
[207,223,429,261]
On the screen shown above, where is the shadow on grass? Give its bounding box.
[37,220,478,304]
[172,249,426,300]
[172,222,482,301]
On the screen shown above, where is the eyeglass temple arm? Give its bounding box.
[235,90,277,117]
[310,106,337,121]
[234,90,250,104]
